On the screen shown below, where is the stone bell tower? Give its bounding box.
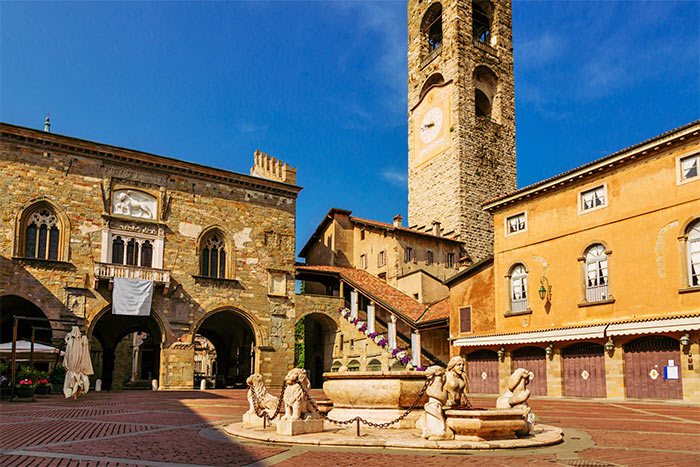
[407,0,516,261]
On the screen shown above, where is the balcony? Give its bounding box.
[93,262,171,292]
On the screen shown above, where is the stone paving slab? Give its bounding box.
[2,390,699,466]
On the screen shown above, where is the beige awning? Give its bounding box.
[452,316,700,347]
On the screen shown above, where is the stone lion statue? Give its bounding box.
[497,368,536,435]
[246,373,277,417]
[281,368,315,421]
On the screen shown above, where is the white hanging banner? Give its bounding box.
[112,277,153,316]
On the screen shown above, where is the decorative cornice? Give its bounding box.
[1,123,302,198]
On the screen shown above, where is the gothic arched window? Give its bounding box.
[201,231,227,279]
[21,204,62,260]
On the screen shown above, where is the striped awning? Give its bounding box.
[452,315,700,347]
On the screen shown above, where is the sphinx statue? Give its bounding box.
[421,366,454,440]
[444,356,470,408]
[497,368,536,435]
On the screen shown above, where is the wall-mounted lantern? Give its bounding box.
[497,347,505,360]
[545,343,554,358]
[604,337,614,354]
[680,333,690,347]
[538,276,552,302]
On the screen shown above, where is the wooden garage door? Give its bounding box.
[511,347,547,396]
[562,342,606,398]
[466,349,499,394]
[624,336,682,400]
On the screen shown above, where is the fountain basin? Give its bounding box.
[444,408,528,440]
[323,371,428,428]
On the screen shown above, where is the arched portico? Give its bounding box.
[192,307,259,388]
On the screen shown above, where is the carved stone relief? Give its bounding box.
[112,189,157,220]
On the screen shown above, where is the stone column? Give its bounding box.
[681,331,699,401]
[367,303,375,334]
[411,331,421,367]
[350,290,358,320]
[388,315,397,349]
[604,341,625,399]
[547,346,563,397]
[498,349,511,394]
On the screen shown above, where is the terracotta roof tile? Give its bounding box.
[296,264,427,322]
[350,216,462,242]
[418,297,450,323]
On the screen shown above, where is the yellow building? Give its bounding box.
[449,121,700,401]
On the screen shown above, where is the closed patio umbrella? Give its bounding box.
[63,326,93,399]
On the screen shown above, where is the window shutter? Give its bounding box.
[460,306,471,333]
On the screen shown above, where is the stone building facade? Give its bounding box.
[407,0,517,261]
[0,122,301,389]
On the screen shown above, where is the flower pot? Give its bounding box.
[15,385,35,399]
[36,385,50,396]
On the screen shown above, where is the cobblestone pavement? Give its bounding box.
[1,390,698,466]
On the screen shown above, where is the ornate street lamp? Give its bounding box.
[539,276,552,302]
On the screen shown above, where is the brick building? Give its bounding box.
[0,123,301,389]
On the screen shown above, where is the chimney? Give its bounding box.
[393,214,403,228]
[432,221,441,236]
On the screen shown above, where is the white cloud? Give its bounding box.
[381,168,407,187]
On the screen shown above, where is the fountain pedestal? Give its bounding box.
[444,407,528,440]
[323,371,428,428]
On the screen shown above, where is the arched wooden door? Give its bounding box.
[562,342,606,398]
[511,346,547,396]
[466,349,499,394]
[624,336,682,399]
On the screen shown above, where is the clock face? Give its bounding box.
[420,107,443,144]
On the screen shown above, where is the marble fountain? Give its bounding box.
[225,357,563,450]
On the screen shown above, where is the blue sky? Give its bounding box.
[2,1,698,257]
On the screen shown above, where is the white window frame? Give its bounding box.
[509,264,528,313]
[504,211,527,237]
[378,250,386,267]
[578,184,608,215]
[360,254,367,269]
[584,244,609,302]
[677,153,700,185]
[687,220,700,288]
[446,252,455,268]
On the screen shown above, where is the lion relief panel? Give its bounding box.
[112,189,157,220]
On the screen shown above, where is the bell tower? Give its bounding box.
[407,0,516,261]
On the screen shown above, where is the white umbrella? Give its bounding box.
[62,326,93,399]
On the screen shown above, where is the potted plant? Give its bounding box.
[36,377,51,396]
[49,365,66,394]
[15,378,36,399]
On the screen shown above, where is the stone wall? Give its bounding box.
[0,123,300,388]
[407,0,517,261]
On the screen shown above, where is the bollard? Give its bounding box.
[95,379,102,392]
[200,379,207,390]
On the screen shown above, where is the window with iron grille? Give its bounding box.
[510,264,528,313]
[446,252,455,268]
[405,247,413,262]
[584,244,609,301]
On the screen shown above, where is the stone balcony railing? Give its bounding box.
[93,262,171,291]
